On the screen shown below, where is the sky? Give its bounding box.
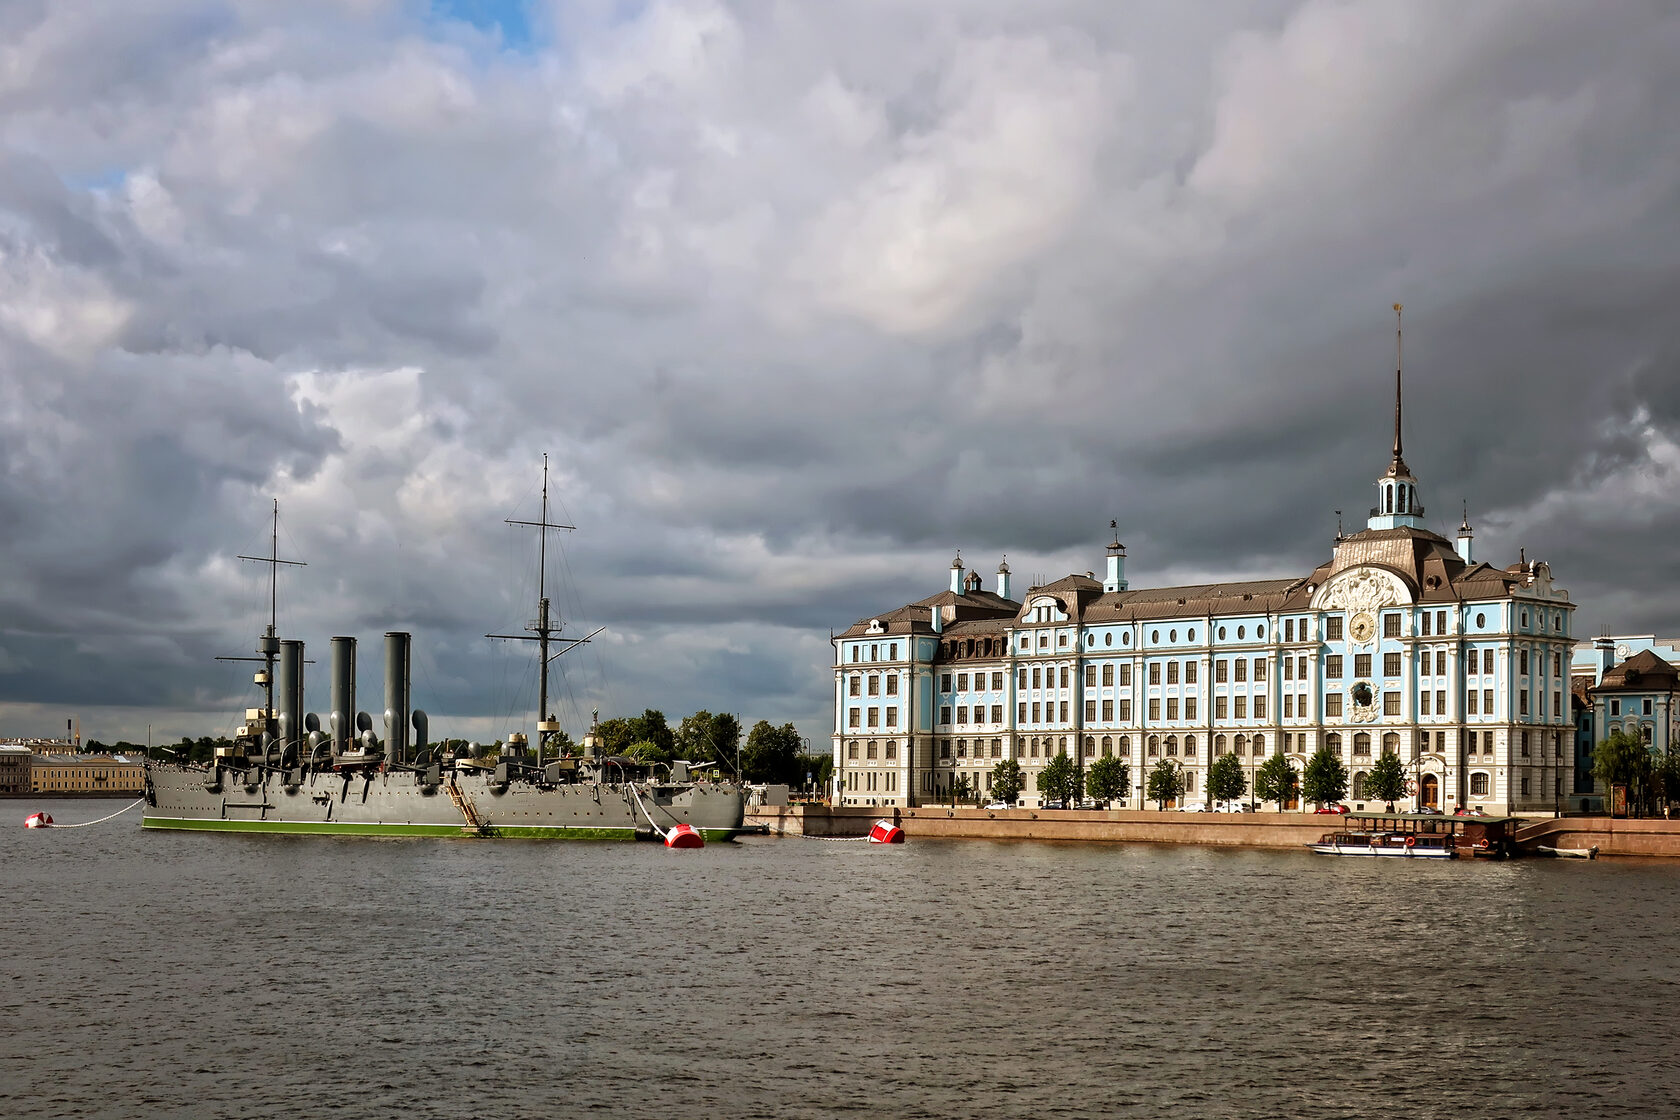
[2,0,1679,749]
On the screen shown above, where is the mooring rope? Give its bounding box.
[755,819,870,841]
[49,798,145,828]
[625,783,674,842]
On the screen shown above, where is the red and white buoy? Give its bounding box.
[664,823,704,848]
[24,812,53,829]
[867,818,904,844]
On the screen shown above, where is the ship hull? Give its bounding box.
[142,762,748,841]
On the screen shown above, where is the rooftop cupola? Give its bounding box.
[1456,502,1475,564]
[996,557,1012,600]
[1103,521,1129,592]
[1368,304,1428,531]
[949,552,965,595]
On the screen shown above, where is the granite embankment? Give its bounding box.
[749,804,1680,857]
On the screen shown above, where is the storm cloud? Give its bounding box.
[2,0,1678,746]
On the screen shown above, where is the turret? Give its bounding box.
[949,553,965,595]
[1367,305,1428,532]
[1103,522,1128,593]
[997,557,1012,601]
[1456,504,1475,564]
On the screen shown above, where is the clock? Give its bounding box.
[1350,612,1375,643]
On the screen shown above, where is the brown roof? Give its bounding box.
[1594,649,1680,692]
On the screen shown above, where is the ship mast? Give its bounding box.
[488,454,599,768]
[221,499,305,745]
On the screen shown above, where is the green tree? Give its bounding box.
[1657,748,1680,815]
[592,717,637,755]
[1302,746,1349,807]
[1363,750,1407,808]
[1037,752,1082,807]
[1207,752,1247,808]
[1086,756,1130,808]
[1145,759,1184,809]
[675,710,742,769]
[950,774,974,806]
[798,752,833,795]
[989,759,1024,805]
[1255,754,1298,810]
[741,720,802,784]
[1594,729,1654,813]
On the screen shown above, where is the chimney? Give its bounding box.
[277,639,305,765]
[949,553,965,595]
[384,632,412,767]
[997,558,1012,601]
[330,636,356,754]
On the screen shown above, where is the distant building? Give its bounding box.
[29,754,145,796]
[832,355,1577,815]
[0,745,31,795]
[1568,635,1680,811]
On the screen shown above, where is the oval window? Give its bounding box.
[1104,633,1113,646]
[1170,629,1178,642]
[1238,626,1246,640]
[1188,629,1196,642]
[1122,632,1131,646]
[1476,612,1486,628]
[1218,627,1227,640]
[1351,682,1373,707]
[1151,629,1160,643]
[1257,625,1265,639]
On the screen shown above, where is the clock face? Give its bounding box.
[1350,612,1375,643]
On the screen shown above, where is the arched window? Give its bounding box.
[1352,771,1367,799]
[1251,734,1265,755]
[867,740,878,759]
[1101,735,1112,757]
[1117,735,1130,757]
[1030,737,1040,758]
[1234,733,1247,756]
[1084,736,1096,758]
[1215,733,1227,756]
[1148,735,1159,757]
[1165,735,1178,757]
[1058,736,1067,752]
[1382,732,1400,756]
[1183,735,1196,758]
[885,741,897,759]
[1471,772,1490,796]
[1353,732,1371,757]
[1385,485,1393,513]
[1327,732,1342,757]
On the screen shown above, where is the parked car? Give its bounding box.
[983,801,1013,810]
[1040,799,1066,810]
[1414,806,1443,815]
[1312,804,1350,815]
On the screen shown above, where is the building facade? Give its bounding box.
[28,753,145,795]
[833,370,1576,815]
[0,745,31,795]
[1566,635,1680,812]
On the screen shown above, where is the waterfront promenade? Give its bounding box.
[749,803,1680,857]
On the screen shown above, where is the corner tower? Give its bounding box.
[1368,303,1427,531]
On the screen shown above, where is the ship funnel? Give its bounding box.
[277,639,305,764]
[411,709,429,762]
[383,631,412,766]
[330,636,357,753]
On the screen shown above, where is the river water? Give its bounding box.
[3,798,1676,1119]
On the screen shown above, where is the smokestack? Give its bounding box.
[384,632,411,766]
[330,636,356,753]
[278,639,305,763]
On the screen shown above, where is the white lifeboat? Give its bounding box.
[24,812,53,829]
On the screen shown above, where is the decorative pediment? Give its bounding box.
[1311,566,1411,613]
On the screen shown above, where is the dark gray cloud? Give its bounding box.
[2,0,1679,746]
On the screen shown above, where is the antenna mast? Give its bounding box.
[488,454,601,768]
[221,498,305,742]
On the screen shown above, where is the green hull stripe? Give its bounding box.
[142,815,742,841]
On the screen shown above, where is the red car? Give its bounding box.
[1312,804,1350,814]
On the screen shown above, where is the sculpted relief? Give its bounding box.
[1314,567,1407,615]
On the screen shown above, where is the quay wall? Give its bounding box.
[749,805,1331,848]
[750,805,1680,857]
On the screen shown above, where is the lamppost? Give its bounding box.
[1169,757,1186,811]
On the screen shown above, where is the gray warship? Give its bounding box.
[142,464,747,840]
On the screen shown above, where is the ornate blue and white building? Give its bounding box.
[833,359,1577,815]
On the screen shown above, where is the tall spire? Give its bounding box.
[1393,302,1403,465]
[1368,303,1425,531]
